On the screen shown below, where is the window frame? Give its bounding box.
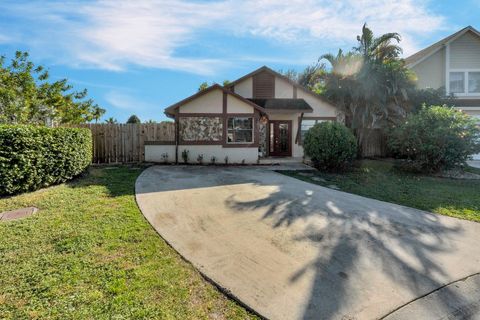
[298,117,336,145]
[449,70,480,96]
[226,116,254,144]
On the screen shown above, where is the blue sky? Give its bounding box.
[1,0,479,123]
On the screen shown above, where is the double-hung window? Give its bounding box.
[449,71,480,95]
[227,117,253,143]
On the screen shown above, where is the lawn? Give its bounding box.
[0,166,255,320]
[280,160,480,222]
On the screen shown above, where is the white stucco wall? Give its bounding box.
[179,89,223,113]
[296,90,338,117]
[145,145,259,164]
[227,95,254,113]
[234,78,253,98]
[274,77,294,98]
[145,145,176,162]
[178,145,258,164]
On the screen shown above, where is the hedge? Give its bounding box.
[0,125,92,195]
[388,105,480,172]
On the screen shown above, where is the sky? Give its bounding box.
[1,0,479,123]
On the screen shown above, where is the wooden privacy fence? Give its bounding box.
[78,123,175,163]
[361,129,388,158]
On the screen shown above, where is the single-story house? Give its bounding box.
[405,25,480,159]
[145,66,340,164]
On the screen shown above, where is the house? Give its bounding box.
[405,26,480,159]
[145,66,340,164]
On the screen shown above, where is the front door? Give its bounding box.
[269,120,292,156]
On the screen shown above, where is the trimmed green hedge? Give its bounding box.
[303,122,357,172]
[0,125,92,195]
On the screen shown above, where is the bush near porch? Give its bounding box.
[303,122,357,172]
[0,125,92,195]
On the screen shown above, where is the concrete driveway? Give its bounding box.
[135,166,480,320]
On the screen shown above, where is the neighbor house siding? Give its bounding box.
[234,78,253,98]
[450,32,480,69]
[274,77,294,98]
[179,89,223,113]
[411,47,446,90]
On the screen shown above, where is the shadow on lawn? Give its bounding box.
[67,165,146,197]
[226,177,465,319]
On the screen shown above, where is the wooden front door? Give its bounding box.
[269,120,292,156]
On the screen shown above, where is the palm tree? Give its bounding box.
[105,117,117,124]
[319,24,415,155]
[91,106,105,123]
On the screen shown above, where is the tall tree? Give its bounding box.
[319,24,416,153]
[126,115,141,124]
[0,51,105,125]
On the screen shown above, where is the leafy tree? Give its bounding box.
[105,117,118,124]
[126,115,141,124]
[0,51,105,125]
[198,82,209,91]
[279,63,326,92]
[222,80,231,86]
[145,119,157,124]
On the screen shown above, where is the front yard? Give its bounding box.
[0,166,255,319]
[281,160,480,222]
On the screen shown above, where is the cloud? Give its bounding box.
[0,0,445,73]
[104,90,157,111]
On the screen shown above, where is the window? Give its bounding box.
[227,117,253,143]
[468,72,480,94]
[449,72,465,94]
[449,71,480,95]
[300,119,330,142]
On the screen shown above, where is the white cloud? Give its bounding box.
[104,90,157,111]
[0,0,445,73]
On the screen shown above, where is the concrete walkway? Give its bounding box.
[135,166,480,320]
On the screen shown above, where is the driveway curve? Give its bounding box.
[135,166,480,320]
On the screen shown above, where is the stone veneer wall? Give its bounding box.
[179,117,223,141]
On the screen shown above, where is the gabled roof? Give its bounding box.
[225,65,333,105]
[405,26,480,67]
[248,98,313,112]
[164,84,264,117]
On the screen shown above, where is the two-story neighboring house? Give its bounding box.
[145,66,340,164]
[406,26,480,159]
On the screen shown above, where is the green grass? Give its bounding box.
[0,166,255,320]
[280,160,480,222]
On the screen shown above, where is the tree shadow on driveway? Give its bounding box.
[225,176,474,319]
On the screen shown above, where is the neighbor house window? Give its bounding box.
[468,72,480,94]
[449,71,480,95]
[449,72,465,94]
[300,119,331,142]
[227,117,253,143]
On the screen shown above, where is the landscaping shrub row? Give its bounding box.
[0,125,92,195]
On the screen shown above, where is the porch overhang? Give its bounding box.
[248,98,313,114]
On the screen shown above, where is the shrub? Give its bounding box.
[303,122,357,171]
[181,150,189,163]
[0,125,92,195]
[388,105,480,172]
